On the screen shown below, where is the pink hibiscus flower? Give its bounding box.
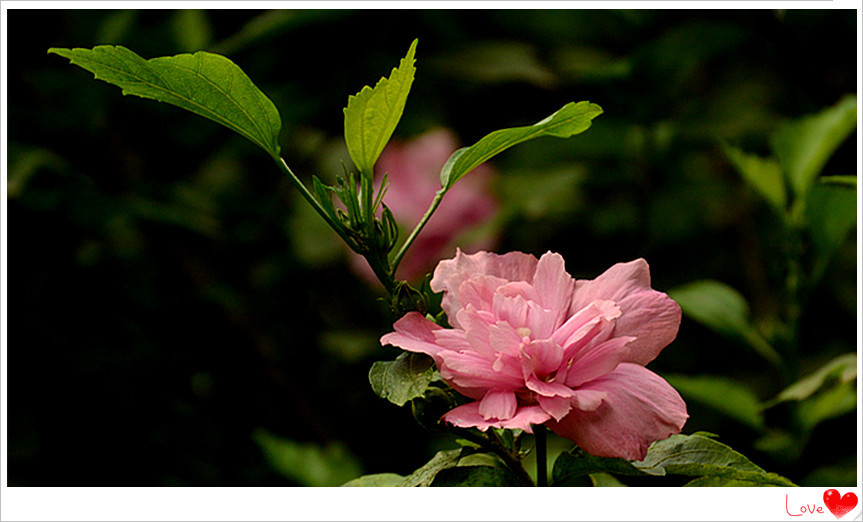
[380,250,688,460]
[351,129,498,283]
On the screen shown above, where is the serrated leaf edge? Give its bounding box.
[48,45,281,157]
[344,39,417,175]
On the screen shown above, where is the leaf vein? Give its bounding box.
[157,58,271,152]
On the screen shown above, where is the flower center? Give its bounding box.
[515,327,531,339]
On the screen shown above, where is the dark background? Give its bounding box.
[6,9,858,486]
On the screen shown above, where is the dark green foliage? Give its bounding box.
[369,352,436,407]
[552,433,796,487]
[552,447,650,485]
[431,465,522,487]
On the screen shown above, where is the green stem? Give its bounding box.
[361,171,374,225]
[274,156,399,294]
[535,424,548,487]
[367,250,397,295]
[390,189,445,276]
[451,427,534,487]
[274,157,345,240]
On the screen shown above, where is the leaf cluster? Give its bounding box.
[343,447,522,487]
[664,96,857,477]
[552,433,796,487]
[48,39,602,318]
[344,432,796,487]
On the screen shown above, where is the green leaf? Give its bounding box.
[552,446,653,486]
[773,354,858,433]
[253,429,362,487]
[796,379,857,432]
[431,465,521,486]
[664,374,766,431]
[770,95,857,199]
[767,353,857,406]
[723,144,786,211]
[341,473,405,487]
[634,433,763,475]
[48,46,282,158]
[341,446,517,487]
[669,280,750,336]
[440,101,603,190]
[553,433,795,487]
[368,351,435,407]
[399,448,466,487]
[668,280,781,366]
[632,433,796,486]
[344,39,417,177]
[806,183,857,282]
[589,472,628,487]
[684,475,788,487]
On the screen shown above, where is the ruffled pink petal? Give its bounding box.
[432,328,472,352]
[552,299,620,349]
[538,395,572,421]
[548,363,688,460]
[521,339,564,378]
[532,252,575,328]
[457,308,495,359]
[497,280,541,303]
[438,350,524,392]
[443,402,551,432]
[478,390,517,420]
[492,292,557,339]
[488,322,523,358]
[442,402,498,431]
[565,336,634,387]
[570,259,653,311]
[457,275,508,316]
[492,293,531,330]
[432,250,537,327]
[503,406,554,433]
[455,305,495,330]
[569,259,681,365]
[559,310,618,364]
[525,376,575,398]
[526,302,558,340]
[614,291,681,365]
[380,312,445,358]
[571,389,607,411]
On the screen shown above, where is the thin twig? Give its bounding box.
[274,157,347,242]
[390,190,444,275]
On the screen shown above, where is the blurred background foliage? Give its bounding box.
[6,9,857,486]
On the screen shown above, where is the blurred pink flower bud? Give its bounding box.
[381,250,688,460]
[352,129,498,283]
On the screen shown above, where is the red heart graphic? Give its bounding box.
[824,489,859,519]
